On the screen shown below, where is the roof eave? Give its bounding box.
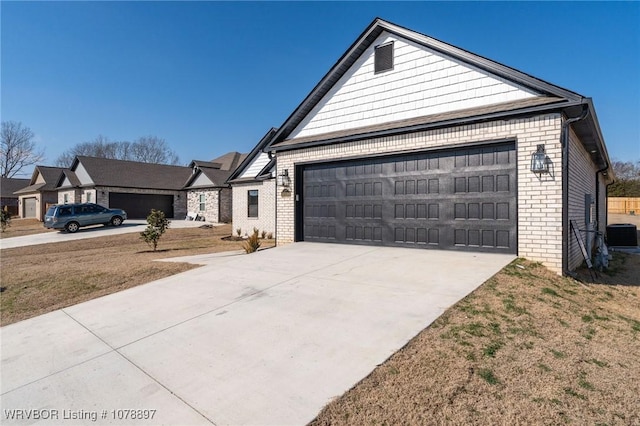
[226,128,278,184]
[271,100,579,153]
[564,99,612,179]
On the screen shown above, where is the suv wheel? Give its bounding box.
[65,221,80,233]
[111,216,123,226]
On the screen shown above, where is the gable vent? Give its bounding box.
[374,42,394,73]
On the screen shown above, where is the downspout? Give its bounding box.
[268,150,278,246]
[595,163,611,232]
[561,105,589,275]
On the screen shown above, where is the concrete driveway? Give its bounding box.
[1,243,514,425]
[0,220,210,250]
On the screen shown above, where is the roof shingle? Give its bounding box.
[74,156,192,190]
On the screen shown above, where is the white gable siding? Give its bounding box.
[189,172,214,187]
[74,162,94,186]
[239,152,270,179]
[35,171,45,184]
[61,176,72,187]
[289,32,539,140]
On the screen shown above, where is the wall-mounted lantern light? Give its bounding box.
[530,144,549,175]
[277,169,291,187]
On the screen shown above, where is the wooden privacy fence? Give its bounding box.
[608,197,640,214]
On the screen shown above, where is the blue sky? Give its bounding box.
[2,1,639,175]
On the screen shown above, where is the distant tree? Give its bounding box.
[611,160,640,180]
[1,121,45,178]
[55,135,180,167]
[130,136,180,165]
[608,180,640,197]
[608,160,640,197]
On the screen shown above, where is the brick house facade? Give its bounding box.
[184,153,245,223]
[186,188,231,223]
[265,19,612,275]
[231,181,276,238]
[14,166,66,221]
[57,156,192,219]
[227,128,278,238]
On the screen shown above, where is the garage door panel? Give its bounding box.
[24,198,37,218]
[109,193,174,219]
[300,142,516,253]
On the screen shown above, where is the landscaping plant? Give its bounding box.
[1,208,11,232]
[140,209,170,251]
[242,228,261,253]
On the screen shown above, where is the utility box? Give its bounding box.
[606,224,638,247]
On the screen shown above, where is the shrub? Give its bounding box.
[236,228,242,237]
[261,230,267,239]
[140,209,170,251]
[0,208,11,232]
[243,229,261,254]
[266,232,273,240]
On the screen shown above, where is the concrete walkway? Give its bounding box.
[0,220,214,250]
[1,243,514,425]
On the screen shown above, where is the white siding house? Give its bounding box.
[265,18,612,275]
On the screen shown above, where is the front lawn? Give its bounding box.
[0,224,274,325]
[311,253,640,425]
[0,218,55,239]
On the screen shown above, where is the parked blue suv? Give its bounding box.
[44,203,127,233]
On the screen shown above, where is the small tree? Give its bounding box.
[140,209,170,251]
[1,208,11,232]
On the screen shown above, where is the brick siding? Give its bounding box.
[276,114,565,273]
[232,180,276,238]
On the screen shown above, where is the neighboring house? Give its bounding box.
[55,169,82,205]
[227,128,278,237]
[184,152,246,223]
[265,18,612,275]
[1,177,30,216]
[14,166,67,220]
[59,156,193,219]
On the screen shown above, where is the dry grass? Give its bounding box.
[0,218,55,239]
[0,224,274,326]
[312,254,640,425]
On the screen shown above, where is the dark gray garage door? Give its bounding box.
[298,142,516,253]
[23,197,37,218]
[109,193,174,219]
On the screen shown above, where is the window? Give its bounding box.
[374,42,394,73]
[86,192,92,203]
[199,194,206,211]
[248,190,258,218]
[63,193,69,204]
[58,206,72,217]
